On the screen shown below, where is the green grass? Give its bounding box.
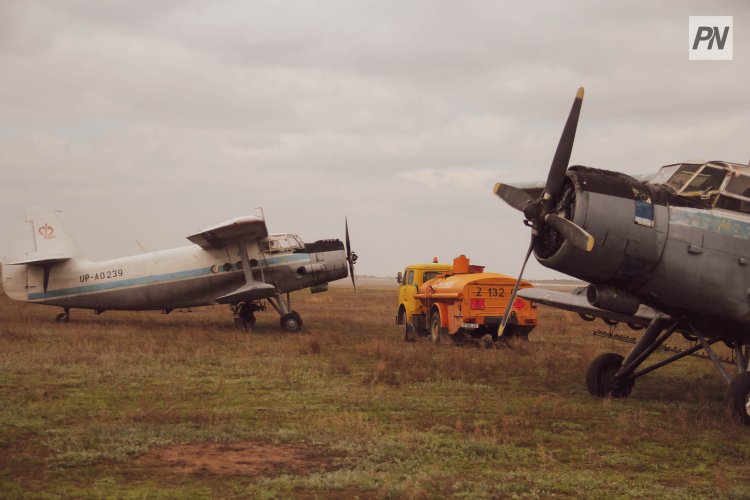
[1,288,750,498]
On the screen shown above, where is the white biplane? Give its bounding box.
[1,207,357,331]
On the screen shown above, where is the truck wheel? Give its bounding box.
[430,311,449,345]
[397,306,406,325]
[404,323,417,343]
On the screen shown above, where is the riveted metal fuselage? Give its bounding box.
[537,166,750,337]
[2,241,348,311]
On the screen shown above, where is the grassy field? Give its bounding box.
[1,287,750,498]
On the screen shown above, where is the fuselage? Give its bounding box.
[2,240,348,311]
[536,162,750,337]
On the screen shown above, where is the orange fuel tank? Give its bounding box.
[410,255,537,344]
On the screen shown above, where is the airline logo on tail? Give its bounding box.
[38,224,55,240]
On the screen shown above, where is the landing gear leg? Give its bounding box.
[586,314,673,398]
[267,292,303,333]
[55,308,70,323]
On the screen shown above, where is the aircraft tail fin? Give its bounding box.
[10,207,83,264]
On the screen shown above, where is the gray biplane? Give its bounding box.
[494,87,750,423]
[1,208,357,332]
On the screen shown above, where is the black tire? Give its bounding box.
[280,312,303,333]
[237,304,256,331]
[602,318,619,327]
[727,372,750,425]
[396,306,406,326]
[579,313,596,322]
[627,322,644,331]
[429,311,448,345]
[55,312,69,323]
[404,323,417,343]
[585,353,634,398]
[479,334,494,349]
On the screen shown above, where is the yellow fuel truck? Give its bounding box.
[396,255,537,345]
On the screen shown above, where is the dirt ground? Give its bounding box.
[138,441,338,478]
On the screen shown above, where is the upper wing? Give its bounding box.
[187,216,268,249]
[518,287,666,327]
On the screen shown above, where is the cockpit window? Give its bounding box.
[649,164,682,186]
[724,174,750,198]
[663,164,701,191]
[681,166,727,194]
[260,234,304,254]
[652,163,731,197]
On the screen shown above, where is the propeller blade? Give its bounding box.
[544,87,584,197]
[498,236,535,338]
[345,217,357,294]
[544,213,595,252]
[493,182,534,212]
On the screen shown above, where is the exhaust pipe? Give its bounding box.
[586,285,640,316]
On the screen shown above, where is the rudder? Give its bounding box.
[16,207,82,262]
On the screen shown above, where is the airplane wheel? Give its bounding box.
[586,353,634,398]
[55,313,69,323]
[602,318,619,326]
[404,323,417,342]
[727,372,750,424]
[578,313,596,322]
[280,312,303,333]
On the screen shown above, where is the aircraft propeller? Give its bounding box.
[493,87,594,337]
[345,217,358,293]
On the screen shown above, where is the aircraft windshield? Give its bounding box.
[261,234,305,254]
[651,163,730,196]
[650,161,750,214]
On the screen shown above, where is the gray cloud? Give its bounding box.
[1,0,749,278]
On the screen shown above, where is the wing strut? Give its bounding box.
[238,239,255,285]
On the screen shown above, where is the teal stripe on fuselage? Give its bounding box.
[28,253,311,301]
[671,207,750,240]
[28,267,214,301]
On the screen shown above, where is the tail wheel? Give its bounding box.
[727,372,750,425]
[585,352,634,398]
[280,312,303,333]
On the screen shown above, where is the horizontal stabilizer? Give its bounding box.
[518,287,665,327]
[8,254,72,266]
[187,216,268,249]
[216,282,277,304]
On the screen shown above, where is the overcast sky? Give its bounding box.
[1,0,748,279]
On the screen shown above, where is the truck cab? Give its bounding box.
[396,262,452,325]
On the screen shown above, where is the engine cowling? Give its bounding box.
[535,166,673,293]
